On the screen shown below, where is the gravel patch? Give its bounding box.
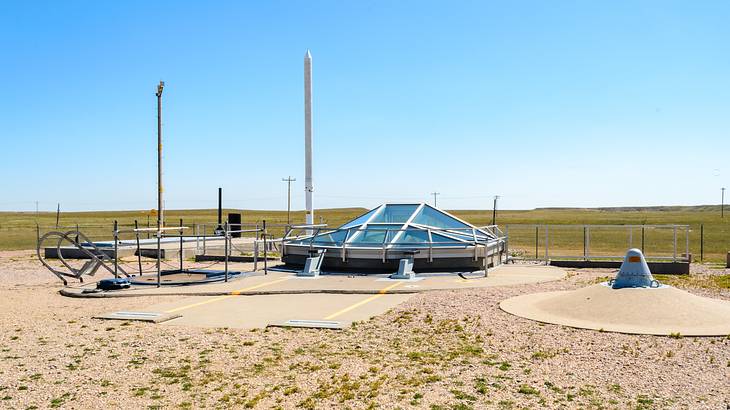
[0,254,728,409]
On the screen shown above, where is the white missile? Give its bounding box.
[304,50,314,226]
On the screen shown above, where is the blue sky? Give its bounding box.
[1,1,728,212]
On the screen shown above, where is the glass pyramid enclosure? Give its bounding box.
[282,203,506,272]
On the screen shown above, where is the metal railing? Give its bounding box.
[504,224,690,263]
[283,224,507,267]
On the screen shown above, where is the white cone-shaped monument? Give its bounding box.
[500,249,730,336]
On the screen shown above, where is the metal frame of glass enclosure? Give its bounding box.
[282,203,507,272]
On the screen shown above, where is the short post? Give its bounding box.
[179,218,184,272]
[427,229,433,263]
[156,226,161,288]
[685,225,689,262]
[583,226,587,261]
[134,220,142,275]
[504,225,509,261]
[700,224,704,262]
[113,220,119,279]
[263,220,268,275]
[535,226,539,259]
[253,240,258,271]
[224,221,229,282]
[586,226,590,260]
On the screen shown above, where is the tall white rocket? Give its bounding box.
[304,50,314,225]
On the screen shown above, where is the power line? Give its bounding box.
[431,192,440,207]
[722,187,726,219]
[282,177,296,224]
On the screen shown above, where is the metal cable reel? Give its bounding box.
[36,230,128,286]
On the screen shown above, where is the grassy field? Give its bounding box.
[1,206,729,262]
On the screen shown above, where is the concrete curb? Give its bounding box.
[59,288,425,299]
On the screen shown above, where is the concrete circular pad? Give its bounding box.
[500,284,730,336]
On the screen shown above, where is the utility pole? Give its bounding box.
[722,187,726,218]
[492,195,500,226]
[431,192,440,207]
[156,81,165,231]
[282,177,296,225]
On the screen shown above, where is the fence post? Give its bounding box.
[113,220,118,279]
[586,226,590,261]
[535,226,539,259]
[179,218,184,271]
[641,226,645,253]
[629,226,633,249]
[544,225,549,264]
[673,225,677,262]
[135,220,142,275]
[504,225,509,261]
[700,224,704,262]
[263,220,268,275]
[224,222,229,282]
[685,225,689,262]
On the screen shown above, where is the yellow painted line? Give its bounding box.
[230,278,290,295]
[164,295,231,314]
[165,277,290,314]
[324,282,403,320]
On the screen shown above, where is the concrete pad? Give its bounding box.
[268,320,344,330]
[94,311,181,323]
[61,264,567,298]
[143,293,412,329]
[500,284,730,336]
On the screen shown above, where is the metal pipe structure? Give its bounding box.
[263,220,268,275]
[179,218,184,271]
[304,50,314,227]
[224,222,229,282]
[155,80,165,288]
[135,220,142,275]
[217,187,223,230]
[491,195,499,226]
[156,81,165,232]
[113,220,118,278]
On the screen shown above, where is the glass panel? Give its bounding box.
[312,229,348,245]
[430,232,466,244]
[394,229,430,243]
[348,224,402,245]
[443,230,490,242]
[411,206,470,229]
[369,204,419,223]
[340,208,380,229]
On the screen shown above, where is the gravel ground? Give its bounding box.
[0,251,728,409]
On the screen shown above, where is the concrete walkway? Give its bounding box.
[64,264,565,298]
[86,265,565,330]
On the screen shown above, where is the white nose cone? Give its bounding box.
[612,248,657,288]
